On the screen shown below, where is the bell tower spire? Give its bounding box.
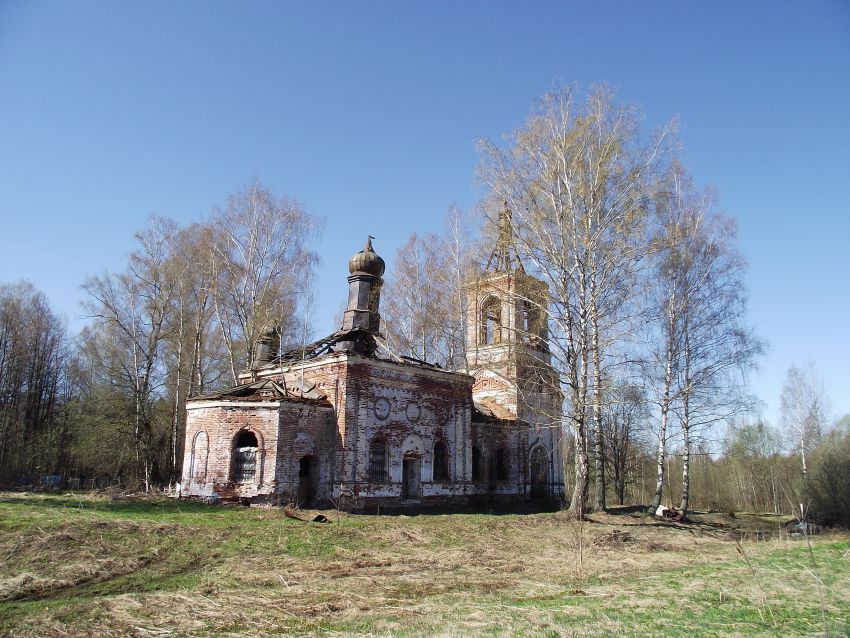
[485,202,523,273]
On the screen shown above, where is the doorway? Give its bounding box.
[530,446,549,500]
[401,456,421,500]
[297,455,319,506]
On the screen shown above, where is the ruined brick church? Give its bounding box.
[181,228,564,511]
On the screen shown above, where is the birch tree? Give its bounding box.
[382,206,478,369]
[668,167,762,513]
[162,222,228,479]
[478,85,670,516]
[82,220,178,490]
[780,362,829,482]
[647,163,762,514]
[437,204,477,371]
[211,180,320,383]
[382,232,445,363]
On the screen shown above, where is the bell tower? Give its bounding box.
[465,207,557,423]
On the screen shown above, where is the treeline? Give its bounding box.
[0,182,319,489]
[569,416,849,526]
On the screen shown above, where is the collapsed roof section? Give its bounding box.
[254,327,446,372]
[188,378,331,407]
[254,327,378,367]
[473,398,518,422]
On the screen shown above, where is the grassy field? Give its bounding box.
[0,493,847,637]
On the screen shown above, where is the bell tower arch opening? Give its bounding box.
[480,296,502,345]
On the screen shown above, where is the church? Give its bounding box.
[180,230,564,511]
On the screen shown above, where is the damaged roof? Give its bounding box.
[257,327,448,373]
[256,327,377,367]
[473,398,517,422]
[188,379,331,406]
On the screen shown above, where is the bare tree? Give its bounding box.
[645,162,763,514]
[644,164,689,513]
[82,220,178,490]
[0,282,70,482]
[382,206,479,369]
[603,383,650,505]
[382,232,448,363]
[437,204,478,371]
[162,222,229,480]
[210,180,320,383]
[478,84,670,516]
[666,167,763,514]
[781,362,829,482]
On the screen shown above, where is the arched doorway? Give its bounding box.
[402,455,422,500]
[530,446,549,499]
[297,455,319,506]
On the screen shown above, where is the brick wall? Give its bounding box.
[184,347,563,510]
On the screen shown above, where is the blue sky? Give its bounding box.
[1,1,848,426]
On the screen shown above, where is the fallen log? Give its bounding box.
[284,506,329,523]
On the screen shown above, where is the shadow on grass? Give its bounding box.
[2,492,568,520]
[363,499,562,517]
[0,493,231,518]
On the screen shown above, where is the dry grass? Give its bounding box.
[0,493,847,637]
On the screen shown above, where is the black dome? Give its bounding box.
[348,236,385,277]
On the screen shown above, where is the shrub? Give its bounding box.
[808,430,850,527]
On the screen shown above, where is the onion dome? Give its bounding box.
[348,236,385,277]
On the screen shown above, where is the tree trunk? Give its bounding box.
[679,308,691,515]
[567,422,589,518]
[679,420,690,513]
[652,299,676,512]
[590,276,606,512]
[171,302,184,481]
[652,405,668,512]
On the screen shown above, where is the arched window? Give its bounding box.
[520,299,541,344]
[190,430,209,481]
[480,296,502,345]
[369,438,388,482]
[232,430,259,483]
[471,445,483,481]
[432,440,449,481]
[496,447,509,481]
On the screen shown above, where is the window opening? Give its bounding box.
[299,455,311,477]
[433,441,448,481]
[480,297,502,345]
[369,439,388,482]
[233,430,259,483]
[472,445,483,481]
[496,447,509,481]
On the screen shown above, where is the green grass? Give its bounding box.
[0,493,847,637]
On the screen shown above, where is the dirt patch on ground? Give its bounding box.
[592,529,635,547]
